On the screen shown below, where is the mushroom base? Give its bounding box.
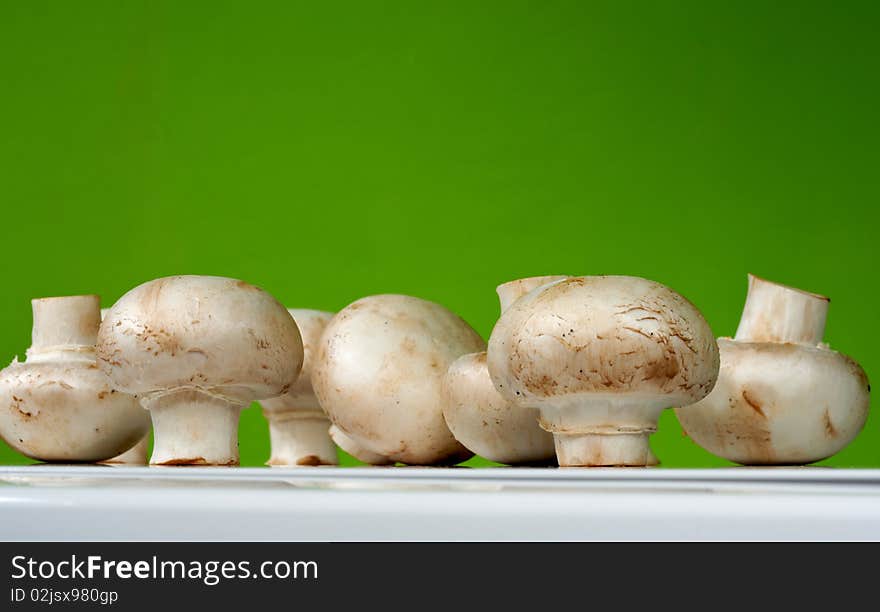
[100,434,149,465]
[553,432,659,467]
[146,391,242,466]
[329,425,394,466]
[266,412,338,467]
[535,399,666,466]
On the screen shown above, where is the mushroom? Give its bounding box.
[328,425,395,466]
[97,275,303,466]
[101,434,150,465]
[312,294,485,465]
[487,276,720,466]
[441,276,565,465]
[97,306,151,466]
[0,295,150,462]
[675,274,870,464]
[260,309,338,467]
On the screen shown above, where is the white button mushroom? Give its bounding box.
[312,294,486,465]
[675,274,870,465]
[441,276,565,465]
[487,276,720,466]
[260,309,338,467]
[101,434,149,465]
[327,425,395,466]
[97,307,151,466]
[0,295,150,462]
[97,276,303,466]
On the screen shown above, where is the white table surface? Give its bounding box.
[1,465,879,541]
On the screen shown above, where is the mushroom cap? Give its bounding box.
[488,276,719,409]
[442,352,556,465]
[97,276,303,404]
[261,309,334,415]
[312,294,485,465]
[101,432,150,465]
[0,359,150,462]
[675,339,870,465]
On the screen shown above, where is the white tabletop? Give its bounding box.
[2,466,879,541]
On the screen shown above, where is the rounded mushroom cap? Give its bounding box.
[97,276,303,404]
[488,276,719,409]
[312,294,485,465]
[0,360,150,461]
[261,309,334,415]
[676,339,870,465]
[442,352,556,465]
[101,433,150,465]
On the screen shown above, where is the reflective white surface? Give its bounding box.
[1,466,879,541]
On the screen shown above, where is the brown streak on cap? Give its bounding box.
[823,409,838,438]
[741,389,765,418]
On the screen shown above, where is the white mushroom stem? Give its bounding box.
[496,276,568,313]
[28,295,100,361]
[267,412,336,466]
[734,274,829,345]
[145,390,242,465]
[554,433,658,467]
[329,425,394,466]
[537,400,664,467]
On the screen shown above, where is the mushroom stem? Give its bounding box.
[553,432,658,467]
[145,390,242,465]
[536,399,666,467]
[266,412,337,467]
[28,295,101,360]
[329,425,394,466]
[496,276,568,314]
[734,274,829,345]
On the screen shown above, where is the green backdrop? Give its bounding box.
[1,1,876,467]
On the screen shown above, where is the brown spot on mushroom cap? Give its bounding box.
[234,279,261,291]
[714,392,774,463]
[741,389,765,418]
[400,337,418,355]
[11,395,34,418]
[131,323,181,356]
[823,409,838,437]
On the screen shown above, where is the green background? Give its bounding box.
[1,1,876,468]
